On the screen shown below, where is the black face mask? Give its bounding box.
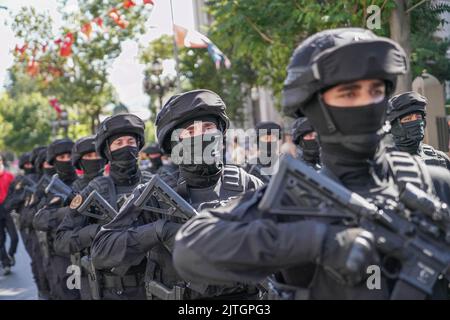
[150,157,163,170]
[54,160,77,183]
[172,132,223,187]
[299,138,320,164]
[80,159,106,180]
[43,167,56,177]
[305,96,387,186]
[24,167,35,175]
[109,146,140,185]
[390,119,425,154]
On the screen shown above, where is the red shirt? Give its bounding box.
[0,170,15,205]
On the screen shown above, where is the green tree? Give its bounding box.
[0,92,55,153]
[8,1,155,134]
[201,0,449,108]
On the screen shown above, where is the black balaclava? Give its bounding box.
[305,94,387,187]
[24,164,35,175]
[79,158,106,180]
[150,156,163,170]
[390,116,425,155]
[43,165,56,177]
[172,116,223,188]
[299,135,320,164]
[106,134,140,186]
[54,158,77,183]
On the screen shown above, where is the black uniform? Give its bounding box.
[22,146,53,299]
[33,138,80,300]
[91,90,263,300]
[387,91,450,169]
[3,153,36,261]
[173,29,450,299]
[53,135,106,299]
[62,113,153,300]
[291,117,321,169]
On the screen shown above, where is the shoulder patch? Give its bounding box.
[70,194,83,210]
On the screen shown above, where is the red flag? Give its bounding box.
[49,98,62,114]
[173,24,208,48]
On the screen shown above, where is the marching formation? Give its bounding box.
[0,27,449,300]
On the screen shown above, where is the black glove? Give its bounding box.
[320,226,377,286]
[155,219,182,252]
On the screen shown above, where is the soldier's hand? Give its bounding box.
[320,226,377,286]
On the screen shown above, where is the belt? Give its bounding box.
[101,273,142,289]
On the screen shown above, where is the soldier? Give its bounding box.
[173,28,450,299]
[65,113,153,300]
[141,143,163,174]
[387,91,450,169]
[22,146,52,299]
[141,142,178,182]
[291,117,321,169]
[3,152,37,270]
[33,138,80,299]
[54,135,106,299]
[245,121,282,184]
[91,89,263,300]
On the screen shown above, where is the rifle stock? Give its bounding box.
[126,174,198,221]
[77,190,117,222]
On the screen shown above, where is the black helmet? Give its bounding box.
[282,28,408,118]
[47,138,74,165]
[31,146,47,168]
[255,122,282,139]
[156,89,230,153]
[35,147,48,170]
[386,91,427,123]
[72,136,97,169]
[19,152,32,170]
[292,117,315,145]
[142,143,162,155]
[95,113,145,159]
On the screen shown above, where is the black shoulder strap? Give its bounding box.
[90,176,118,210]
[384,150,435,195]
[222,165,244,193]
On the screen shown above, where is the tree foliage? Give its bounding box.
[0,92,55,153]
